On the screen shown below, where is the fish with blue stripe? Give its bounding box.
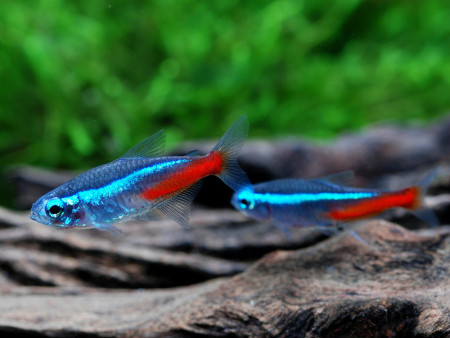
[31,116,250,233]
[231,169,439,234]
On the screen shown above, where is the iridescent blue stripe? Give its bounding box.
[74,159,189,205]
[253,191,377,205]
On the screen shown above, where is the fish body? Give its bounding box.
[31,117,250,232]
[231,170,437,230]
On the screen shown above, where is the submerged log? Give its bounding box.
[2,117,450,336]
[0,207,332,289]
[0,221,448,337]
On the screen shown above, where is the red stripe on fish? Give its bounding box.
[140,151,224,201]
[327,187,419,221]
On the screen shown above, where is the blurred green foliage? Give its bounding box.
[1,0,449,170]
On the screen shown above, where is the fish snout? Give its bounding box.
[30,210,38,221]
[30,200,52,226]
[230,192,239,209]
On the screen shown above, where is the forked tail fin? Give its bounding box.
[410,166,439,209]
[211,116,251,191]
[409,166,440,226]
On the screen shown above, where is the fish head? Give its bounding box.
[30,191,87,229]
[231,187,269,221]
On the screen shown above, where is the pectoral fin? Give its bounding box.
[95,223,123,236]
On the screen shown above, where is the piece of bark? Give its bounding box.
[0,170,448,290]
[2,117,450,337]
[0,207,329,288]
[0,221,448,337]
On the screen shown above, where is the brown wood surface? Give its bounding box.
[2,118,450,337]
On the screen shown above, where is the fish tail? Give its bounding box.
[408,166,439,210]
[407,166,440,226]
[210,116,251,191]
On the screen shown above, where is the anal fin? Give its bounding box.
[157,181,203,229]
[132,208,162,221]
[319,222,369,245]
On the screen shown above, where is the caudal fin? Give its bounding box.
[211,116,251,191]
[409,166,440,226]
[410,166,439,209]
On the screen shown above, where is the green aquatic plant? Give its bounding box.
[0,0,449,172]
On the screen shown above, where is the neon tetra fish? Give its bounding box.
[31,116,250,233]
[231,169,439,232]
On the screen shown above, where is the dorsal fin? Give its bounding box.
[186,150,201,156]
[319,171,355,186]
[120,130,166,159]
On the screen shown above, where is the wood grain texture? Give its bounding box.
[3,118,450,337]
[0,209,448,336]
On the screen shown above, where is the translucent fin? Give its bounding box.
[317,227,338,237]
[186,150,201,156]
[120,130,166,159]
[95,223,123,236]
[321,223,368,245]
[320,171,355,186]
[132,208,162,221]
[413,166,440,208]
[348,229,369,245]
[407,166,440,227]
[412,209,440,227]
[251,179,310,194]
[212,116,251,191]
[272,221,293,238]
[157,181,203,229]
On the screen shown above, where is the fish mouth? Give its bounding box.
[30,210,51,225]
[30,211,38,222]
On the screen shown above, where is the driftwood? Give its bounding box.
[1,117,450,336]
[0,207,335,289]
[0,217,448,337]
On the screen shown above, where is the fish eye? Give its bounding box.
[45,199,65,218]
[238,197,255,210]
